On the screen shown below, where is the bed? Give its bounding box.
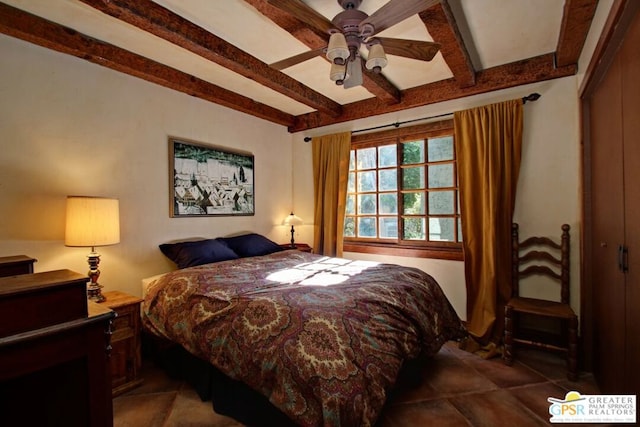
[142,233,466,427]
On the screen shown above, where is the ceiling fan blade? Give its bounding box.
[359,0,440,36]
[269,47,326,70]
[344,57,363,89]
[266,0,337,34]
[375,37,440,61]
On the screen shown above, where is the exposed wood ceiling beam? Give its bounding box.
[78,0,342,118]
[419,0,476,87]
[243,0,402,104]
[555,0,599,67]
[290,53,577,132]
[0,2,295,126]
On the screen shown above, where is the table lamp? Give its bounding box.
[283,212,303,248]
[65,196,120,302]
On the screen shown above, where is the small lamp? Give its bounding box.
[326,33,349,65]
[329,62,349,85]
[366,43,388,73]
[283,212,303,249]
[65,196,120,303]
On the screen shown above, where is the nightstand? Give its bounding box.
[280,243,313,253]
[102,290,143,396]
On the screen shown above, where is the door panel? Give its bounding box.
[620,7,640,396]
[590,55,626,393]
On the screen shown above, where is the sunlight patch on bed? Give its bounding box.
[266,257,380,287]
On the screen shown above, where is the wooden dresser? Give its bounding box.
[0,269,115,426]
[0,255,37,277]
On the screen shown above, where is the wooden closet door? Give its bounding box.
[620,8,640,396]
[589,55,626,394]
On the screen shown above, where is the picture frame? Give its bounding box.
[169,137,254,217]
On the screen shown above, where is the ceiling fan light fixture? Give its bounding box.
[366,43,387,73]
[326,32,349,64]
[329,62,349,85]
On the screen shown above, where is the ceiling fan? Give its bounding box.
[267,0,441,89]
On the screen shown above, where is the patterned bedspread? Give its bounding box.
[142,250,466,427]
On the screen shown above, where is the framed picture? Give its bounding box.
[169,138,254,217]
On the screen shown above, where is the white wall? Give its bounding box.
[0,34,294,297]
[0,26,587,321]
[292,77,582,321]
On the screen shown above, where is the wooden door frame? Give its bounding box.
[579,0,640,370]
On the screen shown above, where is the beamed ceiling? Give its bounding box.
[0,0,598,132]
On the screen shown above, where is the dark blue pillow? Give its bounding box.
[159,238,239,269]
[219,233,283,258]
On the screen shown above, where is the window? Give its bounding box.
[343,120,462,260]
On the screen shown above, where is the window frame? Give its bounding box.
[343,119,463,261]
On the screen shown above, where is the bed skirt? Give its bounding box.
[142,333,297,427]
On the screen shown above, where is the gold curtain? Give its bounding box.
[312,132,352,257]
[454,99,523,348]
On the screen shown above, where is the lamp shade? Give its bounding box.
[366,43,388,72]
[65,196,120,247]
[326,33,349,64]
[283,212,303,226]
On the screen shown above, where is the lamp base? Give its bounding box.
[289,225,296,248]
[87,251,107,303]
[87,284,106,303]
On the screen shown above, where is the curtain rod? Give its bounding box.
[303,92,541,142]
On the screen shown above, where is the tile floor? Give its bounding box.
[113,342,603,427]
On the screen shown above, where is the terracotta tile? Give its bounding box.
[509,381,568,422]
[461,355,547,388]
[422,350,498,396]
[378,399,470,427]
[113,392,176,427]
[511,347,569,380]
[442,340,479,360]
[163,386,243,427]
[390,347,496,403]
[556,372,602,395]
[124,360,183,396]
[449,389,549,427]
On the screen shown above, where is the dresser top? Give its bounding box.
[0,269,87,297]
[0,255,37,266]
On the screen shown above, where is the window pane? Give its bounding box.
[379,169,397,191]
[358,171,376,192]
[379,217,398,239]
[404,217,426,240]
[348,171,355,192]
[402,140,425,164]
[428,164,453,188]
[349,150,355,170]
[403,192,425,214]
[458,218,463,242]
[344,217,355,237]
[358,194,377,214]
[357,217,376,238]
[402,166,424,189]
[379,193,397,214]
[428,136,454,161]
[429,191,454,214]
[378,144,397,167]
[429,218,455,241]
[345,194,355,214]
[357,147,376,169]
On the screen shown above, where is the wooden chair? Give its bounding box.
[503,223,578,380]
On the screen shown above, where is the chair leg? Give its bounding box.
[504,305,514,365]
[567,315,578,381]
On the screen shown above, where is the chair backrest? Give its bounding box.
[511,223,570,303]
